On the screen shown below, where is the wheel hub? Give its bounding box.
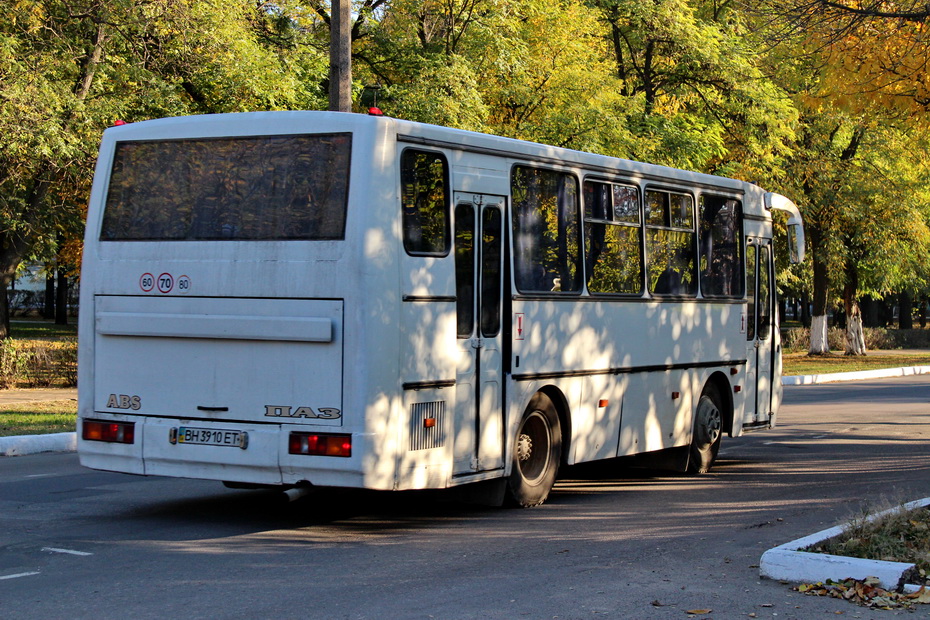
[516,433,533,462]
[695,399,722,446]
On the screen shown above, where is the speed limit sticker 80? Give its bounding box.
[140,272,191,294]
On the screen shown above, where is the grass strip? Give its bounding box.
[10,320,77,340]
[783,352,930,377]
[804,502,930,585]
[0,399,77,437]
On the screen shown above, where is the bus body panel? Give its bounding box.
[94,296,344,426]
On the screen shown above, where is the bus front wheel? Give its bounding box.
[506,393,561,507]
[688,385,722,474]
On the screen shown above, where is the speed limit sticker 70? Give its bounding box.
[156,273,174,293]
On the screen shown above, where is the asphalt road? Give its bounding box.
[2,376,930,619]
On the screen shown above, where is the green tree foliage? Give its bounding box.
[0,0,328,337]
[590,0,797,173]
[358,0,796,173]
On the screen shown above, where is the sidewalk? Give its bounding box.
[0,387,77,405]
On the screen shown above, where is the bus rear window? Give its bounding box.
[100,134,351,241]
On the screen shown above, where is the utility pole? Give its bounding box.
[329,0,352,112]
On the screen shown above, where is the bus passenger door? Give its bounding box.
[744,240,774,429]
[453,195,506,475]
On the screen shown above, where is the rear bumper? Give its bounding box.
[78,414,369,488]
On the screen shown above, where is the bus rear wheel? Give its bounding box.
[506,393,561,507]
[688,385,722,474]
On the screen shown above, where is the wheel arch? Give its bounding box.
[534,385,571,465]
[704,371,734,437]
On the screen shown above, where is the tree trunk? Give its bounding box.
[845,301,866,355]
[842,263,865,355]
[43,269,55,319]
[880,298,892,327]
[0,230,32,339]
[811,315,830,354]
[900,291,914,330]
[55,269,68,325]
[809,235,830,355]
[861,296,879,327]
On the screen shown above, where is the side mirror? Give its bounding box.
[764,193,805,264]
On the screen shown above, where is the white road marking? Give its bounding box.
[42,547,92,556]
[0,571,40,580]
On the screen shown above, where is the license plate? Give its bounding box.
[177,426,245,448]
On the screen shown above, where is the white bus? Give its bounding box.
[78,111,804,507]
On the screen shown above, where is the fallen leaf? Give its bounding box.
[685,610,712,615]
[905,587,930,604]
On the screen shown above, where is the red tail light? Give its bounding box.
[82,419,135,444]
[288,432,351,457]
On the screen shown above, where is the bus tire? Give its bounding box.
[688,384,722,474]
[506,393,561,507]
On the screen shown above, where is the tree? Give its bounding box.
[590,0,798,174]
[773,104,930,354]
[757,0,930,114]
[745,0,930,354]
[0,0,328,337]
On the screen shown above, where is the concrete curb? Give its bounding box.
[0,431,76,457]
[781,365,930,386]
[760,497,930,590]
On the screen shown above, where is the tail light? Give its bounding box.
[82,419,135,444]
[288,432,351,457]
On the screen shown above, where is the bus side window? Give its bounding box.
[583,181,643,295]
[511,166,582,294]
[698,196,744,298]
[401,149,450,256]
[645,190,696,296]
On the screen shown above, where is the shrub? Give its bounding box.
[782,325,930,352]
[782,327,810,352]
[0,339,25,389]
[781,327,846,352]
[0,338,77,388]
